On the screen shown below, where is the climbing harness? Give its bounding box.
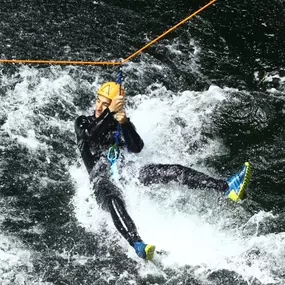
[107,122,121,176]
[107,144,119,176]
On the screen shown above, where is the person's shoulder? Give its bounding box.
[75,114,85,120]
[75,114,93,126]
[121,118,136,129]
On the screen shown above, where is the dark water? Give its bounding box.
[1,0,285,284]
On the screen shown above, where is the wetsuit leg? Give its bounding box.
[139,164,227,192]
[94,178,142,246]
[108,197,142,245]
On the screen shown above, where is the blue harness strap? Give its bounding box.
[116,67,123,88]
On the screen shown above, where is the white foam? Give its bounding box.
[0,234,35,284]
[3,64,282,284]
[71,83,285,284]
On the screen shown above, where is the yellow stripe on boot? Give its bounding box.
[145,244,156,261]
[226,162,252,202]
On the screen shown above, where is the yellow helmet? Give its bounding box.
[97,81,124,100]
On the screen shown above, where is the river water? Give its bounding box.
[1,0,285,284]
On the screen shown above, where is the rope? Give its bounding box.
[0,0,216,66]
[122,0,216,64]
[0,59,121,65]
[114,123,121,147]
[116,66,123,87]
[114,65,123,152]
[107,68,124,175]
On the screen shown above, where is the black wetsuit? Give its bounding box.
[139,164,228,192]
[75,108,228,245]
[75,108,144,245]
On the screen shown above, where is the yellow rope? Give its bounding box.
[0,0,216,66]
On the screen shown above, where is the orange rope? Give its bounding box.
[122,0,216,64]
[0,0,216,66]
[0,59,121,65]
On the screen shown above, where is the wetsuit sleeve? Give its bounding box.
[121,119,144,153]
[74,115,94,173]
[74,108,114,173]
[80,108,115,141]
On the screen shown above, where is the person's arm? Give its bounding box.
[74,110,114,173]
[74,115,95,173]
[121,119,144,153]
[115,109,144,153]
[85,108,115,140]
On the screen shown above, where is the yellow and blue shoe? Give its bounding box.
[133,241,156,261]
[225,162,252,202]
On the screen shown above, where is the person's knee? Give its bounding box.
[108,195,125,210]
[94,179,124,210]
[139,164,160,185]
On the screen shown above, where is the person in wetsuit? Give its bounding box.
[75,81,155,260]
[75,81,252,260]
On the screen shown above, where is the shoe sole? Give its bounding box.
[228,162,252,202]
[145,244,156,261]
